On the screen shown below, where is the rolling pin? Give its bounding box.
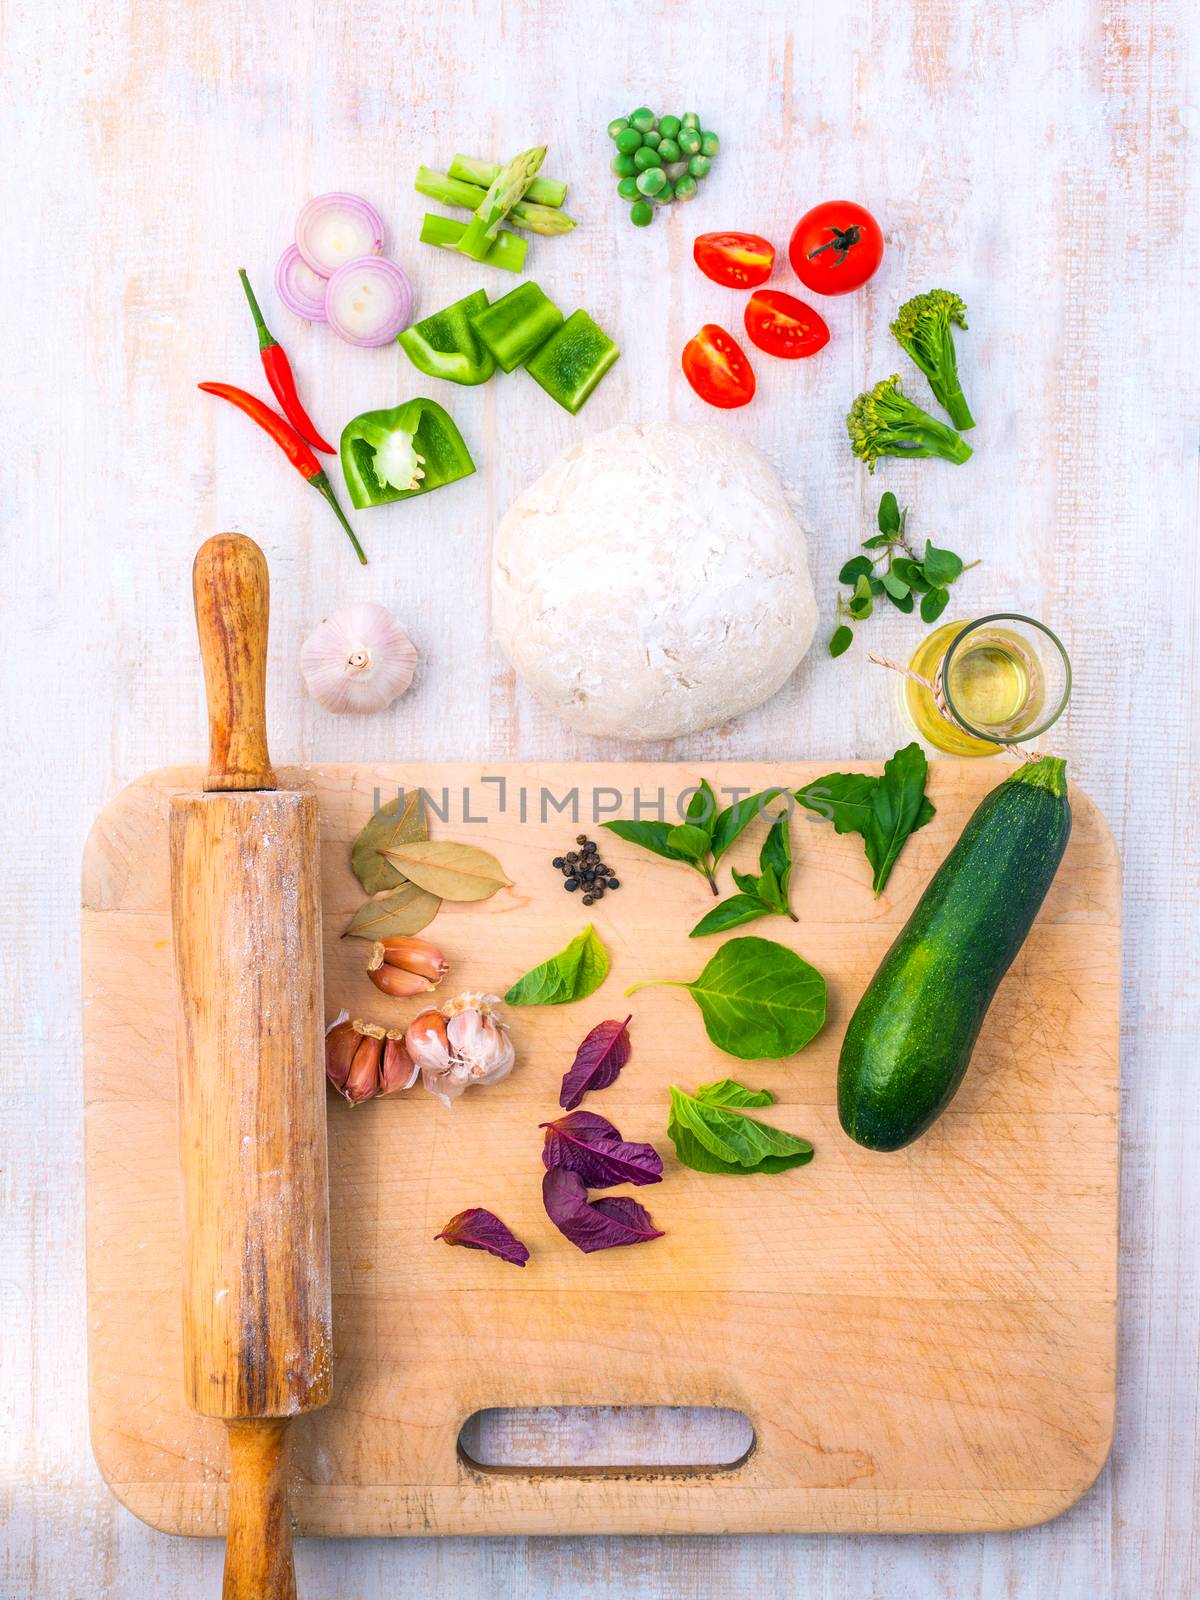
[169,533,332,1599]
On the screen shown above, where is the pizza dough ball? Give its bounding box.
[492,421,818,740]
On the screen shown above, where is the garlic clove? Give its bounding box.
[300,602,417,715]
[379,1034,417,1096]
[375,935,449,984]
[325,1011,360,1094]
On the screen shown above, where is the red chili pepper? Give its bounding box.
[198,382,367,565]
[238,269,335,454]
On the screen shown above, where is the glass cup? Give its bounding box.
[902,614,1072,757]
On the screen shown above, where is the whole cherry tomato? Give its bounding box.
[681,324,756,409]
[693,232,775,289]
[788,201,883,295]
[743,290,830,359]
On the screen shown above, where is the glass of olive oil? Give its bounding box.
[903,614,1072,757]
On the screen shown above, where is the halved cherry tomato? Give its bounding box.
[681,324,756,409]
[788,201,883,295]
[693,232,775,289]
[743,290,830,359]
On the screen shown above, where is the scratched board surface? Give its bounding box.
[83,761,1119,1537]
[6,0,1199,1593]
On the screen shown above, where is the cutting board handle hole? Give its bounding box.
[457,1407,755,1476]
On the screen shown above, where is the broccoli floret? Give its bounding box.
[846,374,973,475]
[890,289,975,431]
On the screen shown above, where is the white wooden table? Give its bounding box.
[4,0,1197,1593]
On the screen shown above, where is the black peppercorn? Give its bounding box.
[552,856,564,868]
[607,878,621,890]
[582,893,594,905]
[564,878,579,891]
[576,834,588,845]
[594,863,608,875]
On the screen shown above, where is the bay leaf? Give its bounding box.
[350,792,428,894]
[382,839,510,902]
[343,882,442,940]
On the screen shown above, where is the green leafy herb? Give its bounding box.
[828,494,977,656]
[350,792,428,894]
[605,783,787,896]
[690,813,798,936]
[505,924,609,1006]
[667,1084,814,1175]
[794,741,936,895]
[627,935,826,1060]
[694,1079,775,1108]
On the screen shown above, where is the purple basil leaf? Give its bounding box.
[558,1015,633,1110]
[539,1111,663,1188]
[435,1207,530,1267]
[542,1167,664,1254]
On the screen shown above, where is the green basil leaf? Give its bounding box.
[862,742,935,895]
[794,772,879,834]
[667,1085,814,1175]
[891,557,929,591]
[880,570,910,600]
[839,554,873,585]
[921,540,965,587]
[603,819,696,865]
[666,822,713,861]
[755,863,787,913]
[710,788,786,864]
[695,1079,775,1108]
[730,867,762,897]
[758,813,791,882]
[629,936,826,1060]
[887,588,916,613]
[861,533,894,550]
[877,491,901,534]
[689,894,771,938]
[920,585,950,623]
[506,924,609,1006]
[684,778,719,836]
[829,624,854,658]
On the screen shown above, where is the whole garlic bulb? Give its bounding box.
[300,602,417,714]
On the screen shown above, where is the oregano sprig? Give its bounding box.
[829,492,978,658]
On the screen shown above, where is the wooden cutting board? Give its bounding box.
[81,761,1120,1537]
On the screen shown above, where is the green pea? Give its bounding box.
[632,145,663,171]
[673,173,699,201]
[682,112,701,131]
[607,117,630,140]
[616,174,640,199]
[656,136,681,162]
[655,177,676,203]
[630,199,654,226]
[611,152,638,176]
[629,107,656,133]
[688,153,712,178]
[678,127,702,156]
[641,128,661,148]
[699,131,720,157]
[636,165,666,196]
[615,126,643,154]
[658,114,682,140]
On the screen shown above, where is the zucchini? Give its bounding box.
[839,758,1072,1151]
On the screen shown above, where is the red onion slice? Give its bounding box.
[324,257,414,347]
[275,244,328,321]
[295,192,385,276]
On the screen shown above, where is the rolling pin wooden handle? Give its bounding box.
[223,1419,297,1600]
[193,532,277,793]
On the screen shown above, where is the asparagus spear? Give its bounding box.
[419,213,529,273]
[415,166,576,236]
[448,153,567,209]
[456,145,547,261]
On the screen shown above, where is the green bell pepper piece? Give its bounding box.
[525,309,620,414]
[340,399,475,510]
[469,282,563,374]
[397,290,496,386]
